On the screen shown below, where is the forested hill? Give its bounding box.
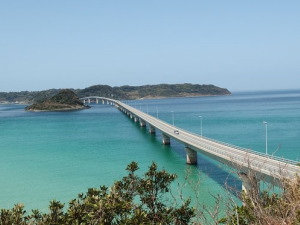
[25,89,90,111]
[0,83,231,103]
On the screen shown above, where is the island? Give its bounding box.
[25,89,90,111]
[1,83,231,104]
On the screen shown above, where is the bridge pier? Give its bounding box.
[96,99,99,104]
[134,116,139,123]
[88,98,91,104]
[185,147,197,165]
[139,119,146,127]
[162,134,170,145]
[149,125,156,134]
[239,172,260,198]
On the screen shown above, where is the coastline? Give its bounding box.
[137,93,232,100]
[0,83,231,103]
[0,101,29,105]
[25,105,90,112]
[1,93,231,105]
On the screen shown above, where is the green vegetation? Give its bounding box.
[25,89,90,111]
[0,89,59,104]
[0,162,299,224]
[0,83,231,103]
[0,162,194,225]
[114,83,231,99]
[220,176,300,225]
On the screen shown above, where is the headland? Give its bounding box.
[0,83,231,104]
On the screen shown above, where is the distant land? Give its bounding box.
[0,83,231,104]
[25,89,90,112]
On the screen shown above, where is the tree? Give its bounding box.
[0,162,195,225]
[220,176,300,225]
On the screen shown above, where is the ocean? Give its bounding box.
[0,89,299,212]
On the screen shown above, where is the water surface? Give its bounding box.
[0,89,299,211]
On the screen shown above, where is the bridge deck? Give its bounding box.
[81,96,300,181]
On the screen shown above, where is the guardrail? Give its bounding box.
[127,104,299,166]
[195,134,299,166]
[84,97,300,167]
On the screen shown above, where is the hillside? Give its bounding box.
[0,83,231,104]
[25,89,90,111]
[115,83,230,99]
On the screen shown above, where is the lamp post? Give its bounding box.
[263,121,268,155]
[199,116,202,137]
[171,111,174,125]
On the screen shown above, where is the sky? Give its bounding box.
[1,1,299,92]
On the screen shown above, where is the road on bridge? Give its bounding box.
[81,96,300,184]
[116,101,300,182]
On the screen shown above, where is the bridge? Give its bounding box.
[81,96,300,194]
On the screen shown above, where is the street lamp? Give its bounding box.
[199,116,202,137]
[263,121,268,155]
[171,111,174,125]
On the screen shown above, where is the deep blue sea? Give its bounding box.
[0,89,300,212]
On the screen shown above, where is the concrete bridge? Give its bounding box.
[81,96,300,194]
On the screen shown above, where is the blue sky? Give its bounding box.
[1,1,299,92]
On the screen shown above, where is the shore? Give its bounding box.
[25,105,90,112]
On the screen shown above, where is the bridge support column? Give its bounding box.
[83,99,86,104]
[185,147,197,165]
[102,100,105,104]
[239,172,260,199]
[96,99,99,104]
[162,134,170,145]
[139,119,146,127]
[134,116,139,123]
[88,98,91,104]
[149,126,156,134]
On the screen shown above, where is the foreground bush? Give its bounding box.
[0,162,195,225]
[220,176,300,225]
[2,162,300,225]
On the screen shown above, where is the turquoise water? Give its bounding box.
[0,90,300,212]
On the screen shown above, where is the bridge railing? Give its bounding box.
[194,134,299,166]
[138,107,300,166]
[84,98,300,167]
[148,114,300,166]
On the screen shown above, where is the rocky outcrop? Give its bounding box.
[25,89,89,111]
